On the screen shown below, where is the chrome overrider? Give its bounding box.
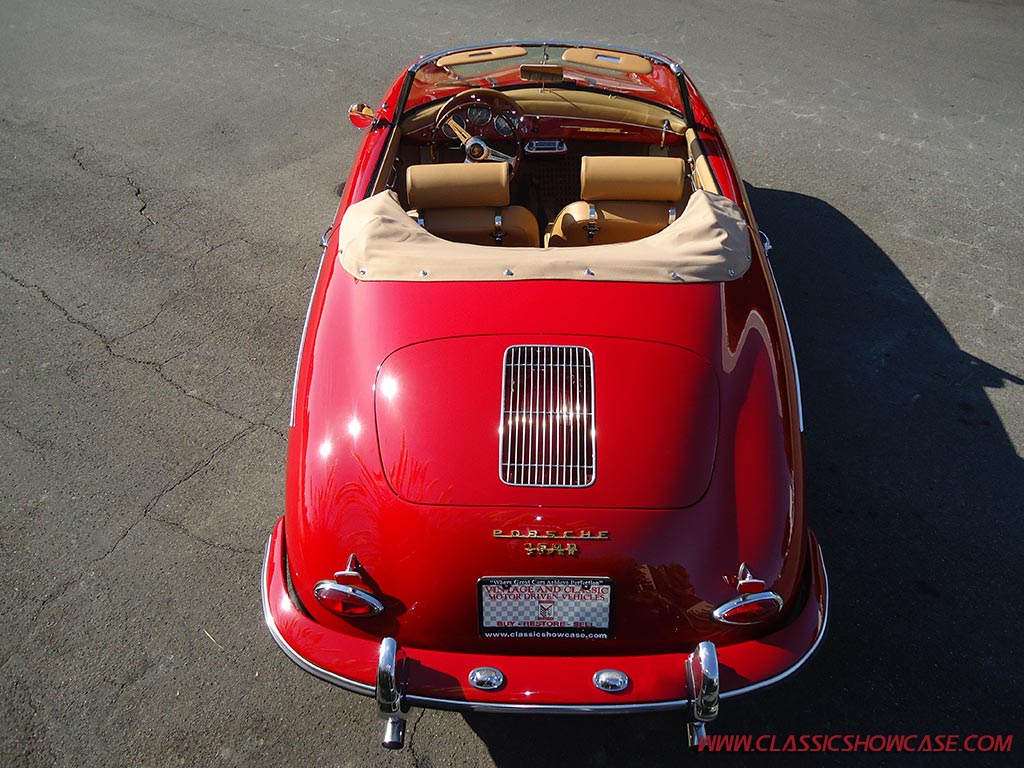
[685,641,720,747]
[377,637,407,749]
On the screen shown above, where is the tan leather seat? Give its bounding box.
[546,156,689,247]
[406,163,539,247]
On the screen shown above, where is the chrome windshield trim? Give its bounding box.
[261,535,376,697]
[410,41,680,75]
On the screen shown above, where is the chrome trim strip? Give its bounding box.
[289,247,328,428]
[765,257,804,432]
[555,117,686,135]
[721,548,829,699]
[403,694,692,715]
[260,535,376,697]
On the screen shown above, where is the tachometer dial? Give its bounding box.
[493,113,515,137]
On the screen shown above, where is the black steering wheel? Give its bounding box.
[432,88,524,179]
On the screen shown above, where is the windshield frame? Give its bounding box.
[402,41,694,125]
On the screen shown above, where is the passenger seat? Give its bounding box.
[546,156,688,247]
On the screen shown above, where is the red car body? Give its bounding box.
[263,41,827,748]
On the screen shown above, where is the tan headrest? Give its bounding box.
[580,156,686,202]
[406,162,510,210]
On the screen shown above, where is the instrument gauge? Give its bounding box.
[467,105,492,127]
[440,114,467,140]
[493,114,515,137]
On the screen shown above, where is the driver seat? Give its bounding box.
[406,162,539,247]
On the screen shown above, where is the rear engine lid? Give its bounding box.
[374,335,718,508]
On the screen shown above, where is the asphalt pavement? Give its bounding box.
[1,1,1022,765]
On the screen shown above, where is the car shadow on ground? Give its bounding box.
[459,186,1023,765]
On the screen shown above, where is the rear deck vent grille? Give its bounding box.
[500,345,595,487]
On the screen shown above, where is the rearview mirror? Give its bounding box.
[519,64,564,84]
[348,103,375,129]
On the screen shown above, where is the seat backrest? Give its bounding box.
[547,156,688,247]
[405,163,539,247]
[407,162,510,210]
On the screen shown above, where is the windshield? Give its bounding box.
[406,43,685,113]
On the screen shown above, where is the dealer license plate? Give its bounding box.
[478,576,613,638]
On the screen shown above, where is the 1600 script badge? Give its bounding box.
[493,529,609,557]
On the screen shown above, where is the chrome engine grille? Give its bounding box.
[500,345,595,487]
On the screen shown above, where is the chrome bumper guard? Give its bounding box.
[376,637,408,749]
[685,641,720,748]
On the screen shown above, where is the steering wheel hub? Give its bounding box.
[465,138,488,161]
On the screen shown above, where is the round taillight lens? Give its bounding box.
[313,581,385,617]
[711,592,783,625]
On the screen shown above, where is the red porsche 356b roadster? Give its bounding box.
[262,41,828,749]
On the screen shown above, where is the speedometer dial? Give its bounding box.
[467,105,491,127]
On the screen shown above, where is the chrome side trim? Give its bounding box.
[289,247,328,428]
[260,535,375,697]
[721,548,829,699]
[777,293,804,433]
[765,257,804,432]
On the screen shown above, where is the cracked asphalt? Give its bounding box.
[1,1,1021,766]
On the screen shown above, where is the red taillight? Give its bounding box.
[313,581,385,617]
[711,592,783,625]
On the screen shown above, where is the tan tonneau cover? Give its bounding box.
[338,190,751,283]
